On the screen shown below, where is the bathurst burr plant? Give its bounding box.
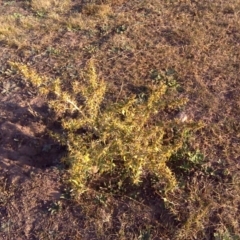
[11,60,199,194]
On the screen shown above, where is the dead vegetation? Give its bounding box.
[0,0,240,239]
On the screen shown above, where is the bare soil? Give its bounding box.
[0,76,86,239]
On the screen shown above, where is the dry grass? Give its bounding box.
[31,0,71,14]
[1,0,240,239]
[82,4,112,18]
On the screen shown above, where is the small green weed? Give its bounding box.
[48,201,62,215]
[169,141,205,175]
[214,230,240,240]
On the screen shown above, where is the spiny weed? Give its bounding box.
[10,60,202,195]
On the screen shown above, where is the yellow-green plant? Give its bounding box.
[10,60,200,194]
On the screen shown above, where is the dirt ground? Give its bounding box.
[0,73,86,239]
